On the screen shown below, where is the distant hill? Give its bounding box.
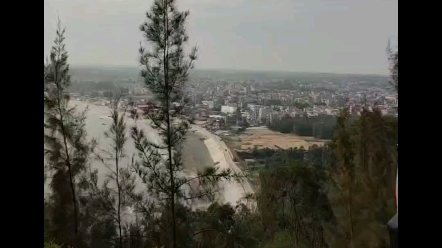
[70,65,389,84]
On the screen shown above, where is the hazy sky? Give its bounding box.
[44,0,398,75]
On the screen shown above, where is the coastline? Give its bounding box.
[191,125,255,206]
[66,99,254,207]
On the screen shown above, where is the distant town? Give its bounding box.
[68,67,397,130]
[67,68,397,170]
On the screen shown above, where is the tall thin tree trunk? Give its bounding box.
[56,72,79,242]
[116,148,122,248]
[162,1,177,247]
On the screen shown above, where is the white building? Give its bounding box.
[258,107,271,120]
[221,105,237,114]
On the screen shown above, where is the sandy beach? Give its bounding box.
[190,125,255,207]
[45,99,254,209]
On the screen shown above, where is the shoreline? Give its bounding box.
[191,125,255,206]
[69,99,254,207]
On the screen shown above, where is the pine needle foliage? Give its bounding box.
[131,1,242,247]
[94,96,137,248]
[325,108,397,248]
[386,39,398,93]
[44,18,95,247]
[44,240,62,248]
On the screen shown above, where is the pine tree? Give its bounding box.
[386,39,398,93]
[356,109,396,247]
[324,108,357,248]
[76,160,118,247]
[132,1,238,247]
[44,18,94,247]
[44,240,62,248]
[325,108,397,248]
[95,96,137,247]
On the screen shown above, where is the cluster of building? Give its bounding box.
[180,78,397,131]
[71,73,397,133]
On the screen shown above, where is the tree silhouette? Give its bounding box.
[44,18,95,247]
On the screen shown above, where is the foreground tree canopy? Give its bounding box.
[44,1,398,247]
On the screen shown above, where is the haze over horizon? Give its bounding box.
[44,0,398,75]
